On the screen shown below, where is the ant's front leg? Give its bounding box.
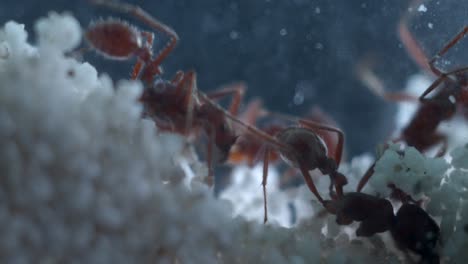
[428,26,468,76]
[205,82,247,116]
[262,146,271,223]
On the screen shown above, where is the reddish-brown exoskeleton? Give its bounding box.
[358,23,468,158]
[397,22,468,156]
[227,99,281,167]
[198,99,348,222]
[228,101,343,170]
[85,0,245,185]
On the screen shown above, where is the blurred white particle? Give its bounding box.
[315,42,324,50]
[428,23,433,29]
[293,91,304,105]
[229,30,239,40]
[293,80,315,106]
[449,95,456,104]
[418,4,427,12]
[315,7,321,14]
[280,28,287,36]
[361,3,367,8]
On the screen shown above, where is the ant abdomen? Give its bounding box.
[275,127,328,170]
[391,203,440,263]
[326,192,395,237]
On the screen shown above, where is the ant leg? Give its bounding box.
[170,71,184,85]
[197,91,291,151]
[131,59,145,80]
[262,147,270,223]
[205,82,246,116]
[205,125,215,187]
[238,99,264,125]
[398,18,433,74]
[172,70,198,134]
[419,74,449,102]
[299,164,325,205]
[130,31,154,79]
[428,26,468,76]
[91,0,179,82]
[357,162,376,192]
[419,67,468,102]
[356,58,419,102]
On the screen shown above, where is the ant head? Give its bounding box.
[319,157,337,175]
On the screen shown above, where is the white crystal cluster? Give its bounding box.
[0,12,467,264]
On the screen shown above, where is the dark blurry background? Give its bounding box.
[1,0,466,157]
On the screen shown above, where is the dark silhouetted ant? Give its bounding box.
[324,158,440,263]
[84,0,249,186]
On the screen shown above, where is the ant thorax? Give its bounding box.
[139,81,192,131]
[275,127,328,170]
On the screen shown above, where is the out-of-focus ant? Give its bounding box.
[84,0,246,185]
[397,21,468,156]
[358,23,468,157]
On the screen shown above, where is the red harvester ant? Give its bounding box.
[85,1,347,224]
[197,98,348,222]
[358,22,468,157]
[84,0,247,185]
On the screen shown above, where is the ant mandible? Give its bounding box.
[85,0,245,186]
